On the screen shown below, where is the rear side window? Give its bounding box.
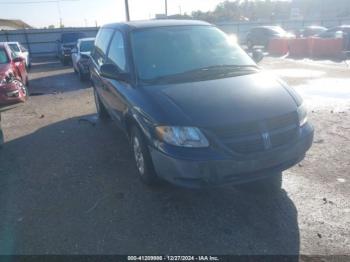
[107,31,126,71]
[0,49,9,64]
[92,28,114,65]
[9,44,20,52]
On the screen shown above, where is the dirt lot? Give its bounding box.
[0,57,349,255]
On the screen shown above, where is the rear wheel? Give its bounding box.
[131,126,159,186]
[93,89,109,120]
[238,172,282,194]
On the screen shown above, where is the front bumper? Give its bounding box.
[0,82,27,105]
[150,123,314,188]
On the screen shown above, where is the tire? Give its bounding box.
[238,172,282,194]
[78,68,85,81]
[22,85,29,100]
[131,126,159,186]
[93,89,109,120]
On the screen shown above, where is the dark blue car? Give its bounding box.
[90,20,314,191]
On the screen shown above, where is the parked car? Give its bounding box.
[296,26,327,38]
[318,25,350,51]
[57,32,86,65]
[246,26,295,49]
[7,42,31,68]
[91,20,314,190]
[0,43,28,106]
[71,37,95,81]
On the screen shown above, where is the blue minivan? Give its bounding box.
[90,20,314,191]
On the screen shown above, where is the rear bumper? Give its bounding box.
[150,123,314,188]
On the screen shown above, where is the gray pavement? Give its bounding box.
[0,57,349,255]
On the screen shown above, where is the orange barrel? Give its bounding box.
[288,38,309,58]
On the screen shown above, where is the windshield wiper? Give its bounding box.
[142,64,259,85]
[194,64,259,72]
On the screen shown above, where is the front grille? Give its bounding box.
[212,112,299,154]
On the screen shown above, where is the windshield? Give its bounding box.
[9,44,20,52]
[80,40,94,52]
[62,33,85,43]
[0,49,9,64]
[131,26,256,83]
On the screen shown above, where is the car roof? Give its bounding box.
[252,26,283,30]
[102,19,211,30]
[0,42,10,48]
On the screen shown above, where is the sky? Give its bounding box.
[0,0,226,28]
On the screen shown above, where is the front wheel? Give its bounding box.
[238,172,282,194]
[131,126,159,186]
[78,67,86,81]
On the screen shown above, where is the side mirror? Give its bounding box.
[252,49,264,63]
[100,64,128,82]
[13,57,24,63]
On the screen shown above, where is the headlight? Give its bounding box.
[155,126,209,148]
[297,104,308,127]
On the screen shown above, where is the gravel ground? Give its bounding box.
[0,57,349,255]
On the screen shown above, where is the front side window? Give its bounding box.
[93,28,114,65]
[0,49,9,64]
[107,31,126,71]
[131,25,255,83]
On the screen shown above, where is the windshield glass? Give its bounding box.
[62,33,85,43]
[131,26,256,83]
[9,44,20,52]
[0,49,9,64]
[80,40,94,52]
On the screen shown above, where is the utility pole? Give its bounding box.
[165,0,168,17]
[125,0,130,21]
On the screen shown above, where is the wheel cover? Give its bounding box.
[133,136,145,175]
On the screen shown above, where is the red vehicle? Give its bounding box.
[0,43,29,105]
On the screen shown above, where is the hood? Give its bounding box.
[142,72,299,127]
[62,42,76,49]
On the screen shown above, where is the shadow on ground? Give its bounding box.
[28,58,90,95]
[0,115,300,256]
